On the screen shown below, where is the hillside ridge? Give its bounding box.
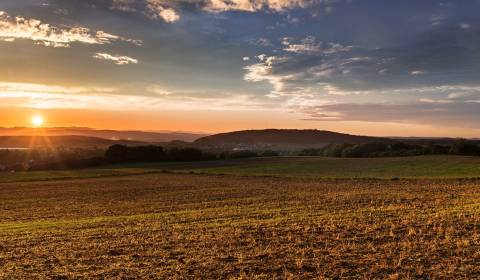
[195,129,390,146]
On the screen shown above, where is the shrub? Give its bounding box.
[228,150,258,159]
[341,142,390,158]
[321,144,354,157]
[105,145,165,163]
[449,139,480,156]
[299,149,322,156]
[261,150,279,157]
[167,148,204,161]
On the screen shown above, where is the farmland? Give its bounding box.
[2,155,480,184]
[1,162,480,278]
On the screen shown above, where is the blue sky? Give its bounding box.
[1,0,480,136]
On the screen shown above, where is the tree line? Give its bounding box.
[23,145,277,171]
[104,145,279,163]
[2,139,479,172]
[299,139,480,158]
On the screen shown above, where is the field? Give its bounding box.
[2,155,480,184]
[1,156,480,279]
[188,155,480,179]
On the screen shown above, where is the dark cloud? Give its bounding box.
[244,20,480,97]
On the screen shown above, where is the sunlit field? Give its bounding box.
[1,160,480,278]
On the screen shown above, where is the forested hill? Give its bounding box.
[195,129,390,146]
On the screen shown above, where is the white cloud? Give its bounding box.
[135,0,320,23]
[93,53,139,65]
[203,0,315,12]
[245,55,304,95]
[0,11,142,47]
[0,82,168,110]
[0,81,270,111]
[158,8,181,23]
[0,82,116,95]
[419,98,452,104]
[411,70,425,75]
[283,36,352,54]
[242,56,250,61]
[146,0,180,22]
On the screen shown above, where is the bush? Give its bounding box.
[228,150,258,159]
[299,149,322,156]
[422,144,450,155]
[105,145,165,163]
[449,139,480,156]
[321,144,354,157]
[261,150,279,157]
[341,142,390,158]
[167,148,204,161]
[315,141,447,158]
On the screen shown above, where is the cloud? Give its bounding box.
[0,82,116,95]
[143,86,276,110]
[297,102,480,128]
[411,70,425,75]
[146,0,180,22]
[244,51,366,96]
[203,0,316,12]
[282,36,352,54]
[0,11,142,47]
[112,0,322,23]
[0,82,125,109]
[244,18,480,101]
[0,81,271,111]
[0,82,171,110]
[93,53,139,65]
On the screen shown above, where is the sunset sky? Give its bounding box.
[1,0,480,137]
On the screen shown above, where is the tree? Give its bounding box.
[449,139,480,156]
[261,150,279,157]
[105,144,129,163]
[167,148,203,161]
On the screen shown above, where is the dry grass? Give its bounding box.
[1,174,480,279]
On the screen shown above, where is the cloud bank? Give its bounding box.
[0,11,141,47]
[111,0,323,23]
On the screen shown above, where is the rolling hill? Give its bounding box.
[0,127,207,143]
[0,135,145,149]
[194,129,390,147]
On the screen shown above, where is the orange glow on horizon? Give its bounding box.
[0,107,479,138]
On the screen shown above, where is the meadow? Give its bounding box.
[1,156,480,279]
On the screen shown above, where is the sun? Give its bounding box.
[32,116,44,127]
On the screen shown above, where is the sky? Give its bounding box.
[1,0,480,137]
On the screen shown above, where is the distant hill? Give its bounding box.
[195,129,390,148]
[0,135,145,149]
[0,127,207,143]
